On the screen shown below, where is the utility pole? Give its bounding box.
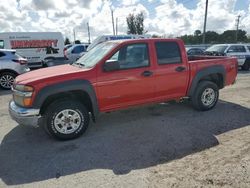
[202,0,208,44]
[87,22,91,44]
[116,17,118,35]
[73,28,76,44]
[111,9,115,35]
[235,15,241,43]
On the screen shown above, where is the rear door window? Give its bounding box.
[155,42,182,64]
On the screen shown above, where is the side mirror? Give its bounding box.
[227,49,234,53]
[103,59,120,72]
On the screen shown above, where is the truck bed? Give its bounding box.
[187,55,238,87]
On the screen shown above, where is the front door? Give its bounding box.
[96,42,155,111]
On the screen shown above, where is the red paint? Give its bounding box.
[15,39,237,110]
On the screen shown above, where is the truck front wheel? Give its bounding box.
[43,100,90,140]
[191,81,219,111]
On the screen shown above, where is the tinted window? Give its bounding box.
[109,43,149,69]
[72,46,86,53]
[155,42,181,64]
[187,49,203,55]
[0,40,4,49]
[247,46,250,51]
[228,45,246,53]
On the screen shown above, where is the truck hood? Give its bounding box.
[15,64,91,85]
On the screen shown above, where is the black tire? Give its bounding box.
[0,72,17,90]
[191,81,219,111]
[242,61,250,71]
[43,100,90,140]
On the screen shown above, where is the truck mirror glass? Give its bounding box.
[104,60,120,72]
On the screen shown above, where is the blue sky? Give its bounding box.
[0,0,250,42]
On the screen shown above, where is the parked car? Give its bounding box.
[64,44,89,63]
[186,47,204,56]
[0,32,64,68]
[64,44,73,51]
[204,44,250,70]
[9,39,237,140]
[0,49,29,89]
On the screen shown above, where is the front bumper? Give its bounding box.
[9,101,41,127]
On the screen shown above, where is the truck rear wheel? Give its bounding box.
[191,81,219,111]
[43,100,89,140]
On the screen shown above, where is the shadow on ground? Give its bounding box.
[0,100,250,185]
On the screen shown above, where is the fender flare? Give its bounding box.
[188,65,226,96]
[33,79,99,119]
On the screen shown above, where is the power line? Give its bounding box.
[116,17,118,35]
[87,22,91,44]
[235,15,241,42]
[111,8,115,35]
[202,0,208,44]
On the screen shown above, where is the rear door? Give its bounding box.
[153,41,189,100]
[96,42,156,111]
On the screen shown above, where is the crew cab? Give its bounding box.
[9,39,237,140]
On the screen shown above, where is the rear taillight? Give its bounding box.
[64,51,68,59]
[12,59,27,65]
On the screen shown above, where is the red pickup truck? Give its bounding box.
[9,39,237,140]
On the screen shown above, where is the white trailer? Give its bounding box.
[0,32,64,67]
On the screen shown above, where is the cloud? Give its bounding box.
[0,0,250,42]
[32,0,55,10]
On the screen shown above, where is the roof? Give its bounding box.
[212,43,250,46]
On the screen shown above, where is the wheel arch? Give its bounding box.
[0,69,18,76]
[188,65,226,97]
[34,80,99,121]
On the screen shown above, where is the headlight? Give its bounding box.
[12,84,34,107]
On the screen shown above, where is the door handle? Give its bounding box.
[175,66,186,72]
[142,71,153,77]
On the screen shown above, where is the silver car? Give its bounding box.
[0,49,30,89]
[65,44,89,63]
[205,44,250,70]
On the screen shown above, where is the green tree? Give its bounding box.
[126,12,144,34]
[220,29,247,43]
[74,40,81,44]
[205,31,219,44]
[194,30,202,36]
[64,37,71,45]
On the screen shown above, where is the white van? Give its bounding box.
[87,35,151,51]
[0,32,64,67]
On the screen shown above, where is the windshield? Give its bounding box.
[206,45,228,53]
[74,42,117,68]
